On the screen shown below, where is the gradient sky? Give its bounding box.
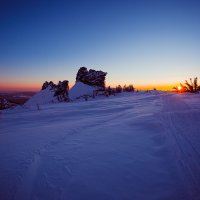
[0,0,200,91]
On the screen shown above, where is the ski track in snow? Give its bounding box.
[1,92,200,200]
[159,93,200,199]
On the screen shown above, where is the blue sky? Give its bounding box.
[0,0,200,91]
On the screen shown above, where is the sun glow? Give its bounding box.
[178,85,182,91]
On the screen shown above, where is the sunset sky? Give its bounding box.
[0,0,200,91]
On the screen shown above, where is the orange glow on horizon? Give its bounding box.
[0,82,176,92]
[109,84,176,91]
[0,82,41,92]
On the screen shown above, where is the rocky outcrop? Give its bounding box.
[76,67,107,88]
[25,80,70,106]
[26,67,107,105]
[42,81,56,90]
[54,80,69,102]
[41,80,69,102]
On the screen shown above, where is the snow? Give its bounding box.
[69,82,99,100]
[24,82,100,107]
[24,86,57,107]
[1,92,200,200]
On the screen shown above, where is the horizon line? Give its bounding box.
[0,84,176,93]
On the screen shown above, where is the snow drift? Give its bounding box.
[25,86,58,106]
[69,82,100,100]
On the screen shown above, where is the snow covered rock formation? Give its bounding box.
[68,67,107,100]
[76,67,107,88]
[25,80,69,106]
[26,67,107,104]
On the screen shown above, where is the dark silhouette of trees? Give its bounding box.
[116,85,122,93]
[123,84,135,92]
[185,77,199,93]
[174,77,200,93]
[123,85,127,92]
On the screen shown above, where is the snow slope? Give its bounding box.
[69,82,99,100]
[25,86,57,106]
[1,92,200,200]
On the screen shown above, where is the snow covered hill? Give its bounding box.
[1,92,200,200]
